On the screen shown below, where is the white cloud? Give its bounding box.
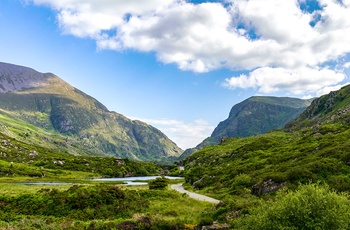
[223,67,346,95]
[30,0,175,37]
[132,118,215,149]
[315,83,350,96]
[29,0,350,95]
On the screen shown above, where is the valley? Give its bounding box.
[2,62,350,229]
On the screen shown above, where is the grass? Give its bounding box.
[0,180,214,229]
[183,122,350,227]
[0,183,74,196]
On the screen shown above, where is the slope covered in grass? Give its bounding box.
[183,85,350,227]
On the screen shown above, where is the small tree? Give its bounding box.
[148,177,168,190]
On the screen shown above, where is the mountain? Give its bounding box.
[182,84,350,226]
[285,85,350,131]
[0,62,182,161]
[180,96,311,159]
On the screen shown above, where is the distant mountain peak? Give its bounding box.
[179,96,311,160]
[0,62,49,93]
[0,62,182,162]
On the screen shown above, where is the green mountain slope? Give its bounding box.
[285,85,350,131]
[0,130,161,178]
[180,96,311,159]
[0,62,182,161]
[183,84,350,226]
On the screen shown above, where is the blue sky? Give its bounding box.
[1,0,350,149]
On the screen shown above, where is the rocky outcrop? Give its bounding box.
[252,179,287,196]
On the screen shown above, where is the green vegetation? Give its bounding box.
[182,85,350,228]
[180,96,310,160]
[0,131,162,180]
[234,184,350,230]
[0,124,212,229]
[183,127,350,227]
[0,62,183,162]
[0,184,147,220]
[149,177,169,190]
[4,63,350,229]
[0,183,212,229]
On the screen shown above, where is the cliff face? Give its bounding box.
[0,62,182,161]
[180,96,311,159]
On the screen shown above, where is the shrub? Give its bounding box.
[232,174,252,188]
[149,177,169,190]
[193,175,212,189]
[0,185,149,220]
[287,167,316,182]
[198,213,214,227]
[230,174,253,195]
[234,183,350,230]
[327,175,350,192]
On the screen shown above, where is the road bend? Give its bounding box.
[171,184,221,204]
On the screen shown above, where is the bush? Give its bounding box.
[287,167,316,182]
[327,175,350,192]
[232,174,252,188]
[149,177,168,190]
[198,214,214,227]
[234,183,350,230]
[0,185,149,220]
[230,174,253,195]
[193,175,213,189]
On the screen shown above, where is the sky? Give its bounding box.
[1,0,350,149]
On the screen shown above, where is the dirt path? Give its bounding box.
[170,184,221,204]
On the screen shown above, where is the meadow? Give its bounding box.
[0,178,214,230]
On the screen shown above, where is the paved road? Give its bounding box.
[171,184,221,204]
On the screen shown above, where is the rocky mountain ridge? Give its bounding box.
[0,62,49,92]
[180,96,311,159]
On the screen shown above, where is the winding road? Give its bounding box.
[171,184,221,204]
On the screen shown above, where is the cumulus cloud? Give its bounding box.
[315,83,349,96]
[132,118,215,149]
[30,0,175,37]
[223,66,346,95]
[28,0,350,95]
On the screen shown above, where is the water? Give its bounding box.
[93,176,183,185]
[16,176,183,186]
[92,176,183,182]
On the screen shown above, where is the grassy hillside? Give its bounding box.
[0,128,162,179]
[0,127,214,230]
[183,85,350,228]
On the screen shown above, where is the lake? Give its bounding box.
[93,176,183,181]
[16,176,183,186]
[93,176,183,185]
